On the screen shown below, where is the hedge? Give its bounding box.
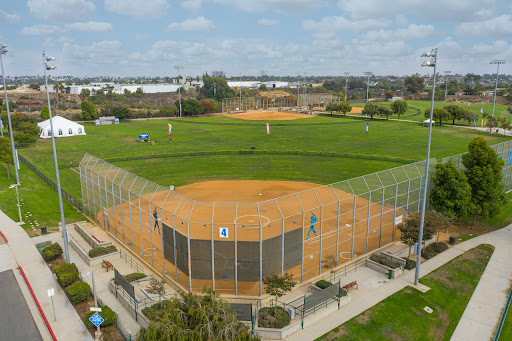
[42,243,63,261]
[55,263,79,287]
[125,273,147,282]
[370,254,401,269]
[422,242,449,260]
[84,305,116,328]
[403,258,416,270]
[88,245,117,258]
[258,306,291,329]
[315,280,332,290]
[66,282,92,304]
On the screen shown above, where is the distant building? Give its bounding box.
[211,71,225,78]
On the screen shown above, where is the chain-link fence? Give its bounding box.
[222,94,347,112]
[80,152,437,296]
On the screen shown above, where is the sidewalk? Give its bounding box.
[286,224,512,341]
[0,209,93,341]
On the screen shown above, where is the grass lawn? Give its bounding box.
[317,244,495,341]
[17,115,508,202]
[0,163,88,236]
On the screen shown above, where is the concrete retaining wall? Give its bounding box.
[365,259,403,279]
[70,238,120,266]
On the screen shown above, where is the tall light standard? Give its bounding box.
[364,72,372,104]
[42,51,70,264]
[303,72,307,108]
[174,66,183,117]
[344,72,350,103]
[490,60,506,117]
[0,44,20,186]
[239,72,242,111]
[297,73,300,109]
[443,71,451,101]
[414,48,438,286]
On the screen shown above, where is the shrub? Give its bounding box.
[88,245,117,258]
[403,258,416,270]
[142,300,172,320]
[432,242,449,254]
[339,288,348,297]
[422,247,437,260]
[66,282,91,304]
[422,242,449,260]
[55,263,79,287]
[258,306,291,329]
[42,243,63,261]
[370,254,400,269]
[125,273,147,282]
[84,305,116,328]
[315,280,332,289]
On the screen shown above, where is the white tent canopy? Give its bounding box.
[38,116,86,139]
[422,119,435,126]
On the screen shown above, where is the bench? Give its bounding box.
[102,260,113,272]
[343,281,358,291]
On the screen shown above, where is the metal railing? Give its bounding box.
[18,154,84,212]
[314,257,368,285]
[120,250,144,273]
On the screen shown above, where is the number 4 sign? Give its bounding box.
[219,227,229,238]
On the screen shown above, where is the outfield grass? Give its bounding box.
[317,244,495,341]
[18,115,508,201]
[0,163,88,235]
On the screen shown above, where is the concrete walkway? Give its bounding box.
[0,209,93,341]
[286,224,512,341]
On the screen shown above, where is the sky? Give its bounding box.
[0,0,511,78]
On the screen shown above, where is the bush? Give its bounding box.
[422,242,448,260]
[66,282,92,304]
[55,263,79,287]
[84,305,116,328]
[42,243,63,261]
[88,245,117,258]
[339,288,348,297]
[403,258,416,270]
[258,306,291,329]
[432,242,449,254]
[315,280,332,289]
[142,300,172,320]
[370,254,401,269]
[125,273,147,282]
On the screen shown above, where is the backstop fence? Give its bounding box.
[222,94,345,112]
[78,140,512,297]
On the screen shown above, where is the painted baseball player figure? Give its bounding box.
[153,208,160,234]
[306,212,317,240]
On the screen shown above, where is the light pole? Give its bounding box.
[303,72,307,108]
[344,72,350,103]
[174,66,183,117]
[443,71,451,101]
[42,51,70,264]
[490,60,506,117]
[364,72,372,104]
[239,72,242,111]
[0,44,20,185]
[297,73,300,109]
[414,48,438,286]
[9,184,23,223]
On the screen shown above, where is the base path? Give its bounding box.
[226,111,315,120]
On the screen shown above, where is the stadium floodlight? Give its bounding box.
[174,66,184,117]
[42,50,70,264]
[490,60,506,117]
[415,47,438,286]
[364,72,372,104]
[45,55,55,62]
[239,72,242,111]
[0,44,7,54]
[344,72,350,103]
[443,71,451,101]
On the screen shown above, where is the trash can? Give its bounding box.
[41,225,47,235]
[449,236,456,245]
[388,270,393,279]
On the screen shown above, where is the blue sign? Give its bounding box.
[89,312,104,327]
[138,133,149,139]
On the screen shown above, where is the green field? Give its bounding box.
[317,244,495,341]
[17,114,509,202]
[498,291,512,340]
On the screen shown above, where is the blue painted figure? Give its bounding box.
[306,212,317,240]
[153,208,160,234]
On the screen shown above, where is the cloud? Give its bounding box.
[21,24,61,36]
[456,15,512,37]
[27,0,95,23]
[182,0,202,10]
[356,40,411,57]
[395,14,408,27]
[213,0,324,14]
[302,16,391,38]
[62,40,124,65]
[167,17,215,32]
[105,0,169,19]
[338,0,496,22]
[66,21,113,32]
[0,10,20,23]
[258,18,279,26]
[362,24,435,41]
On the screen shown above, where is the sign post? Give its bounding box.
[89,312,104,340]
[47,288,56,322]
